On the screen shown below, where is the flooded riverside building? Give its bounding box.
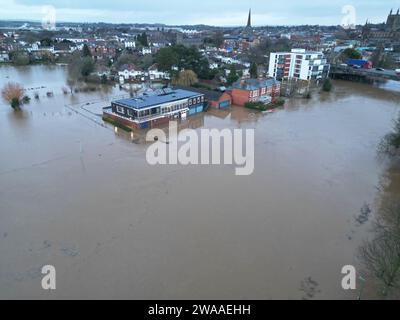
[229,78,281,106]
[103,88,205,129]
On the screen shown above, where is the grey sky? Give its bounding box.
[1,0,399,26]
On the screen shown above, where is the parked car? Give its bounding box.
[395,69,400,75]
[376,68,385,71]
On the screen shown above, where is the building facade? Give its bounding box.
[386,9,400,32]
[268,49,330,81]
[103,88,205,129]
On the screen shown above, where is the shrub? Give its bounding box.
[1,82,24,109]
[11,97,21,109]
[275,98,285,107]
[22,95,31,104]
[245,102,269,111]
[322,79,333,92]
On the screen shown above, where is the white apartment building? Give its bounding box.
[124,41,136,49]
[268,49,330,81]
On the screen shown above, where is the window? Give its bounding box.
[127,109,133,117]
[197,97,200,103]
[116,106,124,114]
[189,99,192,106]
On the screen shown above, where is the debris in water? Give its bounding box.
[300,277,321,300]
[355,203,371,225]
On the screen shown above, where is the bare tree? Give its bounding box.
[359,200,400,298]
[1,82,24,109]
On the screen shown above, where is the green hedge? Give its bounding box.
[245,102,269,111]
[245,98,285,111]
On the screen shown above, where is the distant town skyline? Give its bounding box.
[1,0,400,27]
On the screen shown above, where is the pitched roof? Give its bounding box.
[173,85,226,102]
[231,78,281,91]
[119,64,142,72]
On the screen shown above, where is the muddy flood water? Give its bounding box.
[0,65,399,299]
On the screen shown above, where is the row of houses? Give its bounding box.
[118,64,170,82]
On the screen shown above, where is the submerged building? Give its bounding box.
[103,88,205,129]
[229,78,281,106]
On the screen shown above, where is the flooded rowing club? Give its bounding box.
[0,65,399,299]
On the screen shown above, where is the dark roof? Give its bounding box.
[113,88,202,110]
[173,85,226,102]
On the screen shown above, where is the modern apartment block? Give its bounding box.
[268,49,330,81]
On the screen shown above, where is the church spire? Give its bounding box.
[247,9,251,28]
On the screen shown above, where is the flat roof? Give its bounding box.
[272,51,323,55]
[113,89,203,110]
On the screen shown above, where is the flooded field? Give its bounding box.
[0,65,399,299]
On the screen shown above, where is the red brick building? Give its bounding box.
[229,78,281,106]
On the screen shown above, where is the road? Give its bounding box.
[332,65,400,81]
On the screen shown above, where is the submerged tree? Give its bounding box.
[1,82,24,109]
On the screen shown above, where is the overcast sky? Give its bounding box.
[1,0,399,26]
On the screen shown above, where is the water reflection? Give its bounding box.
[6,109,30,128]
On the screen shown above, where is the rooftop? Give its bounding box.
[113,88,202,110]
[174,85,225,101]
[231,78,281,91]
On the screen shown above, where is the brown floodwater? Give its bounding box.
[0,65,399,299]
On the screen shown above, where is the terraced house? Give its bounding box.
[103,88,205,129]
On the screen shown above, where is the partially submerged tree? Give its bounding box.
[378,114,400,158]
[322,79,333,92]
[359,199,400,298]
[1,82,24,109]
